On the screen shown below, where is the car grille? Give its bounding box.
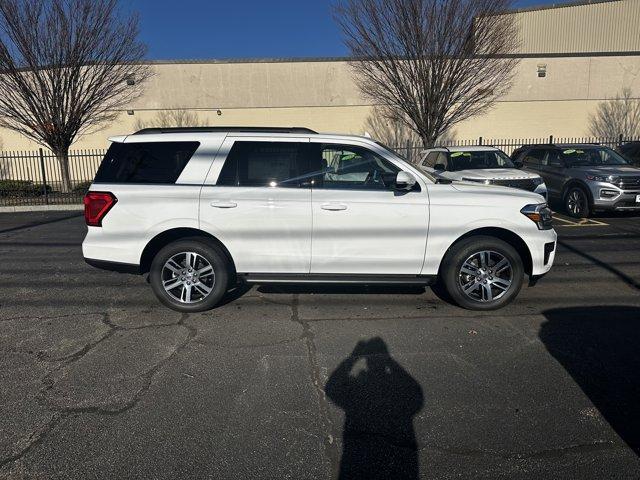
[617,176,640,190]
[614,200,640,209]
[490,179,539,192]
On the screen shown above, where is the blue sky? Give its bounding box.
[127,0,562,60]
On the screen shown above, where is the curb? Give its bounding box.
[0,204,83,213]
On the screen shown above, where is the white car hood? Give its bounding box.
[440,169,541,181]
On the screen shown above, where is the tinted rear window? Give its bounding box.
[94,141,200,184]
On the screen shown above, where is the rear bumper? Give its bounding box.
[84,257,140,274]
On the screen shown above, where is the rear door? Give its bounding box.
[310,140,429,275]
[199,137,313,274]
[538,149,566,197]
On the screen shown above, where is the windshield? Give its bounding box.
[559,147,629,167]
[448,150,515,171]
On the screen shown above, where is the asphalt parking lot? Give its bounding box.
[1,210,640,479]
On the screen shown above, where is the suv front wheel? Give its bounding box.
[149,239,230,312]
[564,186,590,218]
[439,236,524,310]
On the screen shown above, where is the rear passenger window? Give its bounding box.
[217,142,312,187]
[94,142,199,184]
[522,149,546,168]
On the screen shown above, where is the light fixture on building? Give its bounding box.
[126,74,136,86]
[127,110,135,115]
[537,64,547,78]
[216,109,222,116]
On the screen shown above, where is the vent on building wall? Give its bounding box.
[537,64,547,78]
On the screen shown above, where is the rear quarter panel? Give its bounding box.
[82,184,201,265]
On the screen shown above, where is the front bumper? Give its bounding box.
[527,228,557,277]
[589,182,640,210]
[535,184,548,201]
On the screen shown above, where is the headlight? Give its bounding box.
[586,174,620,184]
[462,178,491,185]
[532,177,543,186]
[521,204,553,230]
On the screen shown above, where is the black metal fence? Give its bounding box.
[0,148,105,207]
[0,135,636,207]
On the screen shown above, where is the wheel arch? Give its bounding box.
[140,228,236,275]
[562,179,594,205]
[439,227,533,276]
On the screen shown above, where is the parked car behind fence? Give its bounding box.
[511,144,640,218]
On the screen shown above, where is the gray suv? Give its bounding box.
[511,144,640,217]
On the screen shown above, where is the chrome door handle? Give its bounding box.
[321,203,347,211]
[210,201,237,208]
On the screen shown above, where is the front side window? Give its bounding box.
[317,144,401,190]
[217,141,313,187]
[94,141,200,184]
[446,150,515,171]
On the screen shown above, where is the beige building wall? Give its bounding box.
[2,55,637,150]
[1,0,639,151]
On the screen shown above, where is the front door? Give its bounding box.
[310,142,429,275]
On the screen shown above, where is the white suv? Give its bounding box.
[82,127,556,312]
[419,146,548,199]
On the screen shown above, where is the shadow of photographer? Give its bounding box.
[325,337,423,479]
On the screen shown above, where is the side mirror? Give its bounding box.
[395,171,417,190]
[514,160,524,169]
[433,163,445,171]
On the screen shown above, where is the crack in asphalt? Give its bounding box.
[0,412,66,470]
[0,312,198,470]
[289,294,341,477]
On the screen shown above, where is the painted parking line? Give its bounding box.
[552,212,609,227]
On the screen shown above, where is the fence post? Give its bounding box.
[39,148,49,205]
[618,133,623,145]
[406,140,412,163]
[478,136,483,145]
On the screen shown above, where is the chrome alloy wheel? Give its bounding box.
[457,250,513,303]
[567,189,586,216]
[161,252,215,304]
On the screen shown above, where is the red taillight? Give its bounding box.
[83,191,117,227]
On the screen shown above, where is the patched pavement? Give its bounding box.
[1,211,639,479]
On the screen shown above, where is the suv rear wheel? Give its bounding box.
[149,239,230,312]
[439,236,524,310]
[564,186,590,218]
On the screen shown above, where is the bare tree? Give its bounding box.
[0,0,150,191]
[134,109,208,131]
[334,0,520,146]
[589,88,640,139]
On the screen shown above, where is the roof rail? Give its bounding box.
[132,126,318,135]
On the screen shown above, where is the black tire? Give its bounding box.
[149,238,230,312]
[439,236,524,311]
[564,186,591,218]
